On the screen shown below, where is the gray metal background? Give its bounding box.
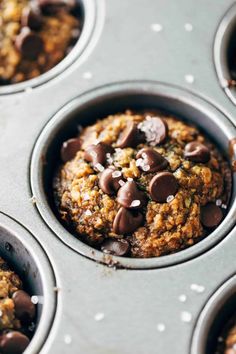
[0,0,236,353]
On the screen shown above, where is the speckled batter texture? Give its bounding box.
[0,0,81,84]
[54,110,231,258]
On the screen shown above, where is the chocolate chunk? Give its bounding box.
[99,167,123,195]
[116,121,145,148]
[149,171,178,203]
[21,5,43,31]
[117,180,146,209]
[113,207,143,234]
[15,28,44,60]
[12,290,35,323]
[200,203,223,228]
[61,138,81,162]
[136,148,168,173]
[138,117,168,146]
[184,141,210,163]
[84,143,114,167]
[0,331,30,354]
[101,238,130,256]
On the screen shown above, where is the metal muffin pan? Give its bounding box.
[0,213,56,354]
[0,0,236,353]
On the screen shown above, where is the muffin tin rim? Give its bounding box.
[0,0,98,96]
[0,212,57,354]
[30,80,236,269]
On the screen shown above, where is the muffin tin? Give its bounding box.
[0,0,236,353]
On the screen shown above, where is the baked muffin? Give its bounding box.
[0,257,36,354]
[0,0,81,85]
[53,110,231,258]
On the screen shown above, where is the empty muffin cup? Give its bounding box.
[0,213,56,353]
[30,81,236,269]
[0,0,97,94]
[214,3,236,104]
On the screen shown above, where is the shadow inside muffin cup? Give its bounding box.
[0,0,97,95]
[30,81,236,269]
[214,3,236,105]
[191,275,236,354]
[0,213,56,353]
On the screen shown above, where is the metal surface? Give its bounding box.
[0,0,236,353]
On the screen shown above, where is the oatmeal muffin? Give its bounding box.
[0,257,36,354]
[0,0,81,85]
[54,110,231,258]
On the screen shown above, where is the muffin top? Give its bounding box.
[54,110,231,258]
[0,0,81,84]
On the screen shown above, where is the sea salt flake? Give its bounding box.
[127,177,133,181]
[95,163,105,172]
[216,199,222,206]
[83,193,90,201]
[94,312,104,321]
[85,210,92,216]
[112,171,122,178]
[151,24,163,32]
[178,294,187,303]
[185,74,195,84]
[136,158,143,167]
[142,164,150,172]
[181,311,192,323]
[221,204,227,209]
[156,323,166,332]
[31,296,39,304]
[118,180,125,187]
[166,195,174,203]
[184,23,193,32]
[130,200,141,207]
[64,334,72,344]
[190,283,205,293]
[91,151,97,158]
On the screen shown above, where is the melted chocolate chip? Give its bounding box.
[12,290,35,324]
[99,167,123,195]
[21,5,42,31]
[117,180,146,209]
[61,138,81,162]
[149,171,178,203]
[0,331,30,354]
[136,148,168,173]
[138,117,168,146]
[84,143,114,167]
[15,28,44,60]
[113,207,143,234]
[184,141,210,163]
[116,121,145,148]
[200,203,223,228]
[101,238,130,256]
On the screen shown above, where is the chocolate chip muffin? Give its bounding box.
[53,110,231,258]
[0,257,36,353]
[0,0,81,85]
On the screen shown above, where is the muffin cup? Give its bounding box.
[0,0,99,95]
[0,212,56,353]
[30,81,236,269]
[191,274,236,354]
[214,3,236,104]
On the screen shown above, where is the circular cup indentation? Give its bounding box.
[0,213,56,353]
[30,81,236,269]
[0,0,98,95]
[191,274,236,354]
[214,3,236,104]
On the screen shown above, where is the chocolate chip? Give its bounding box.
[84,143,114,167]
[101,238,130,256]
[21,5,42,31]
[15,28,44,60]
[12,290,35,324]
[99,167,123,195]
[113,207,143,234]
[149,171,178,203]
[0,331,30,354]
[184,141,210,163]
[117,180,146,209]
[136,148,168,173]
[200,203,223,228]
[116,121,145,148]
[138,117,168,146]
[61,138,81,162]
